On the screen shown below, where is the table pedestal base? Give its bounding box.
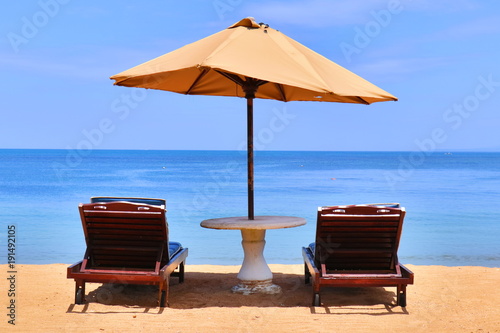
[231,279,282,295]
[200,216,307,295]
[232,229,282,294]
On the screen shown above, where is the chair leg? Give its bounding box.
[397,285,407,307]
[313,293,321,307]
[398,292,407,307]
[312,280,322,306]
[75,280,85,304]
[159,290,167,308]
[179,261,185,284]
[159,279,169,308]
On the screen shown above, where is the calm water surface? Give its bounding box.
[0,149,498,267]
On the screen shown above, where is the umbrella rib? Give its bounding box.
[186,68,210,95]
[215,71,269,98]
[274,83,287,102]
[353,96,370,105]
[254,79,269,87]
[215,70,245,86]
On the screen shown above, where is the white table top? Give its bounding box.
[201,215,306,230]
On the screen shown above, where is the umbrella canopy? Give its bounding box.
[111,17,396,104]
[110,17,397,219]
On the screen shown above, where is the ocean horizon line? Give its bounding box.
[1,148,499,153]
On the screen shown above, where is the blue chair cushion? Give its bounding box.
[90,197,166,206]
[168,241,183,260]
[365,203,400,208]
[308,242,315,255]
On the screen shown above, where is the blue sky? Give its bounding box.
[1,0,499,151]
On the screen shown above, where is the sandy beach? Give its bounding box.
[1,264,499,332]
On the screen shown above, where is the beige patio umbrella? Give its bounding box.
[110,17,397,220]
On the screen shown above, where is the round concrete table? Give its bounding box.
[200,216,306,295]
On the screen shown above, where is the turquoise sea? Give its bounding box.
[0,149,499,267]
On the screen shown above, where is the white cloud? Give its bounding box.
[241,0,391,27]
[402,0,479,12]
[432,15,500,40]
[0,52,70,72]
[350,56,451,80]
[0,46,154,81]
[65,5,109,19]
[240,0,481,28]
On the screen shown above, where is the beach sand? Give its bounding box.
[1,264,499,332]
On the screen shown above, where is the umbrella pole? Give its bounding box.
[240,77,265,221]
[246,96,254,220]
[215,73,265,221]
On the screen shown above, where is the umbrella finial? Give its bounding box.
[228,17,261,29]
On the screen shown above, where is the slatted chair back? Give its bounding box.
[79,201,169,272]
[315,205,405,273]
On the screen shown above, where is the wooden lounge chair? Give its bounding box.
[67,199,188,307]
[302,204,414,307]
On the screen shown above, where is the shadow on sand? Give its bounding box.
[66,271,408,315]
